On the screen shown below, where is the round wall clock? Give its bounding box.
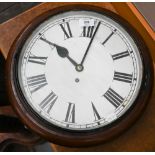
[6,4,153,146]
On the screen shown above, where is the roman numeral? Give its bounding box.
[103,88,124,108]
[28,54,47,65]
[112,51,130,60]
[27,74,47,93]
[81,26,94,38]
[39,91,58,114]
[65,103,75,126]
[60,22,72,39]
[114,71,133,83]
[91,102,101,125]
[102,29,116,45]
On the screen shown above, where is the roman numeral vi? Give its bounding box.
[92,102,101,125]
[65,103,75,126]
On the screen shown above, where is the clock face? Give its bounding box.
[17,10,143,131]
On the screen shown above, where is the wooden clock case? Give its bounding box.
[0,2,155,151]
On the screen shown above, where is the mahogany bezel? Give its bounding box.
[6,4,154,147]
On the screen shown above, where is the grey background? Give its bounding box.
[0,2,41,24]
[135,2,155,31]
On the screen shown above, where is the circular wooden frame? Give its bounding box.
[6,4,154,147]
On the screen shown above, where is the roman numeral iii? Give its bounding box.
[65,103,75,125]
[103,88,124,108]
[39,91,58,114]
[27,74,47,93]
[28,54,47,65]
[60,22,72,39]
[92,102,101,125]
[81,26,94,38]
[114,71,133,83]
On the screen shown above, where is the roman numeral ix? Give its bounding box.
[92,102,101,125]
[60,22,72,39]
[65,103,75,126]
[81,26,95,38]
[114,71,133,83]
[103,88,124,108]
[27,74,47,94]
[28,54,47,65]
[39,91,58,114]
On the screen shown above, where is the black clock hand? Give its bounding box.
[80,22,101,66]
[56,45,79,67]
[40,37,78,67]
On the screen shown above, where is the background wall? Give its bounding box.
[134,2,155,31]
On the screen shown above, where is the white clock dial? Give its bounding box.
[18,11,143,130]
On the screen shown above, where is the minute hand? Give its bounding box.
[80,22,101,65]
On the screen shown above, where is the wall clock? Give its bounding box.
[6,4,153,147]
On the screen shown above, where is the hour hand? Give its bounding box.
[55,45,79,67]
[40,37,67,57]
[40,37,78,67]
